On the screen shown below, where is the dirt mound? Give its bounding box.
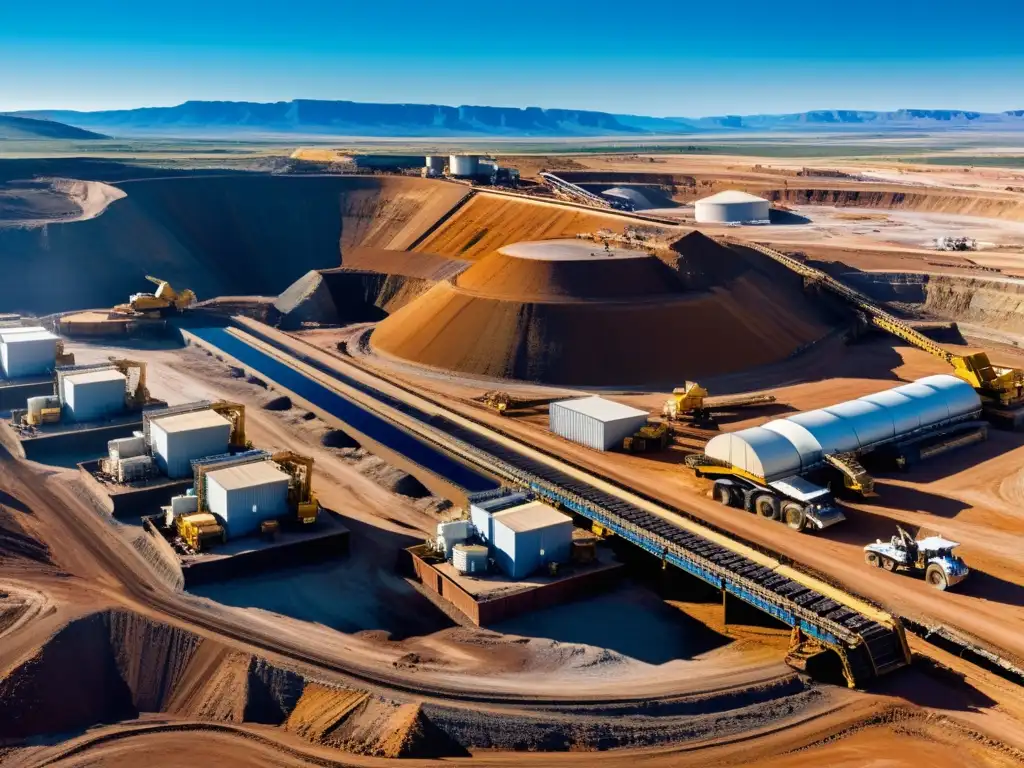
[456,240,683,301]
[321,429,359,448]
[356,456,431,498]
[0,500,50,564]
[283,683,369,743]
[0,175,467,315]
[260,394,293,411]
[415,192,644,261]
[372,238,831,386]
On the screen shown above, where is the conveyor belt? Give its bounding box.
[188,323,910,686]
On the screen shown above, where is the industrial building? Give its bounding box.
[61,369,127,422]
[204,460,291,539]
[0,327,58,378]
[549,396,649,451]
[489,500,572,579]
[149,409,233,478]
[694,191,771,224]
[704,374,982,483]
[469,491,529,544]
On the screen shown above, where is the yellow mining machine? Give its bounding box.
[271,450,321,525]
[114,276,197,318]
[662,381,777,423]
[175,512,227,551]
[735,240,1024,422]
[209,401,249,449]
[54,340,75,367]
[105,357,152,408]
[475,390,563,416]
[622,422,670,453]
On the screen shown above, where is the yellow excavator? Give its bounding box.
[114,276,197,318]
[663,382,777,422]
[271,451,321,525]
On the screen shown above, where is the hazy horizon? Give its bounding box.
[2,0,1023,116]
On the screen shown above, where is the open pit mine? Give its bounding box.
[3,157,1024,767]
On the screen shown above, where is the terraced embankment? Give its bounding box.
[0,175,468,315]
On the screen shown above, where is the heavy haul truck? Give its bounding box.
[864,527,969,591]
[114,276,197,318]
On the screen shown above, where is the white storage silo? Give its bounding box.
[149,409,232,478]
[694,191,771,224]
[0,328,58,378]
[449,154,480,178]
[425,155,446,176]
[549,396,649,451]
[62,369,127,421]
[205,461,291,539]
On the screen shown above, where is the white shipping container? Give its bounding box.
[452,544,488,574]
[490,501,572,579]
[0,330,58,379]
[171,494,199,515]
[63,369,127,422]
[108,435,146,460]
[118,455,155,483]
[150,410,232,478]
[549,396,648,451]
[205,461,290,539]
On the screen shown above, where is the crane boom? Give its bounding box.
[732,240,1024,406]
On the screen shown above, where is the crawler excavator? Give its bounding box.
[114,276,197,318]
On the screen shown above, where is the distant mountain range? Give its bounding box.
[6,101,1024,138]
[0,114,107,140]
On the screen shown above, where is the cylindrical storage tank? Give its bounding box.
[452,543,489,574]
[449,154,480,178]
[149,409,232,478]
[62,369,127,422]
[425,155,446,173]
[205,461,291,539]
[694,191,771,224]
[549,395,649,451]
[0,329,58,378]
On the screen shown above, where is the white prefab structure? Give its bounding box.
[491,501,572,579]
[549,396,649,451]
[694,191,771,224]
[0,328,58,378]
[436,519,473,556]
[205,461,290,539]
[149,409,232,478]
[705,375,981,482]
[452,544,489,574]
[62,369,127,421]
[469,491,530,544]
[449,154,480,177]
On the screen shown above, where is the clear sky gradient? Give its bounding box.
[2,0,1023,116]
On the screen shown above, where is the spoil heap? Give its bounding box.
[371,237,831,386]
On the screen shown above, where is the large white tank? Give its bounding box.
[449,154,480,178]
[425,155,446,173]
[694,191,771,224]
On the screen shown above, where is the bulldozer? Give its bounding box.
[622,422,670,453]
[114,276,197,318]
[475,390,563,416]
[663,382,777,423]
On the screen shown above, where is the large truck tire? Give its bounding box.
[755,494,780,520]
[782,502,806,532]
[865,551,881,567]
[713,481,737,508]
[925,563,949,590]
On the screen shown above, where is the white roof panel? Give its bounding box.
[492,501,570,533]
[551,395,647,422]
[65,369,126,386]
[696,190,769,205]
[151,409,231,434]
[0,330,58,343]
[769,476,831,502]
[207,461,289,491]
[0,326,48,338]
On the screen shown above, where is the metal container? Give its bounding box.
[108,435,146,461]
[470,491,529,544]
[150,409,232,478]
[449,154,480,178]
[0,329,58,378]
[490,501,572,579]
[436,519,473,556]
[62,369,127,422]
[549,396,648,451]
[694,191,770,224]
[117,455,156,483]
[205,460,290,539]
[171,494,199,515]
[452,543,489,575]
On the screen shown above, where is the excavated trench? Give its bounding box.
[765,188,1024,222]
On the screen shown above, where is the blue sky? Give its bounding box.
[2,0,1023,115]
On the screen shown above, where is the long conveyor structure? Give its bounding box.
[186,323,912,688]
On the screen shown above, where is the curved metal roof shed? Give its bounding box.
[705,375,981,482]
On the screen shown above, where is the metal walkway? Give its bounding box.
[190,322,911,687]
